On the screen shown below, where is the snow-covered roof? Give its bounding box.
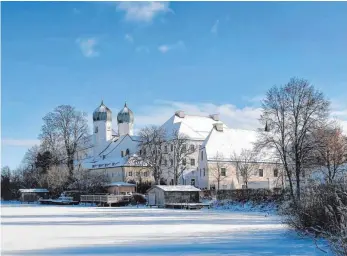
[151,185,201,192]
[104,182,136,187]
[161,113,226,141]
[19,189,49,193]
[202,126,276,162]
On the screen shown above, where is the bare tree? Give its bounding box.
[209,152,229,191]
[314,122,347,183]
[39,105,89,179]
[169,130,197,185]
[69,165,110,194]
[137,126,167,185]
[232,149,259,189]
[46,165,70,196]
[22,146,40,171]
[256,77,330,201]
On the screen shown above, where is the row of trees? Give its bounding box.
[1,105,108,200]
[136,127,196,185]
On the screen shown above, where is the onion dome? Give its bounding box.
[117,102,134,124]
[93,100,112,122]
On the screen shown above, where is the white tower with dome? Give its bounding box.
[93,100,113,153]
[117,102,134,136]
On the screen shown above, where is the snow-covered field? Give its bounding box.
[1,204,331,256]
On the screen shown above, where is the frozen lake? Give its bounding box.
[1,204,330,256]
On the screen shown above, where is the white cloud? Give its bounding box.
[2,139,40,147]
[158,40,185,53]
[116,2,172,23]
[134,100,262,131]
[124,34,134,43]
[211,19,219,34]
[88,100,347,136]
[136,46,150,53]
[76,38,99,58]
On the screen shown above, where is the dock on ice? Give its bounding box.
[80,194,131,206]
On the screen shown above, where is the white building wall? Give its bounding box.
[118,123,134,136]
[160,140,203,186]
[93,120,112,157]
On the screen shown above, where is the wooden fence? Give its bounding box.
[80,195,130,205]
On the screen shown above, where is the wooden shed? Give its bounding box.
[147,185,202,209]
[19,188,49,203]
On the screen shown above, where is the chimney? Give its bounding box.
[175,110,185,118]
[210,114,219,121]
[213,123,223,132]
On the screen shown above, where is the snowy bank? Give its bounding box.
[210,200,278,214]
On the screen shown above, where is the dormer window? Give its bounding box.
[126,149,130,155]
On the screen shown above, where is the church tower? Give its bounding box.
[117,102,134,136]
[93,101,112,151]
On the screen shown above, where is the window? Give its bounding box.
[143,149,146,155]
[164,145,168,153]
[170,144,173,152]
[121,151,124,157]
[182,158,186,166]
[182,144,187,152]
[221,168,226,176]
[170,159,173,166]
[136,171,140,177]
[201,151,204,160]
[203,168,206,176]
[94,126,98,133]
[190,159,195,166]
[164,159,168,166]
[259,169,263,177]
[170,179,174,185]
[144,171,148,177]
[139,150,142,155]
[274,169,278,177]
[190,144,195,152]
[126,149,130,155]
[128,171,132,176]
[191,179,196,186]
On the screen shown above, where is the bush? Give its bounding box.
[280,182,347,255]
[130,193,147,205]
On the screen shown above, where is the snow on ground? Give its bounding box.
[1,204,331,256]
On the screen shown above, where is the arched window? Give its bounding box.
[126,149,130,155]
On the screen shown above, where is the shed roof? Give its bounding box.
[150,185,201,192]
[103,182,136,187]
[19,188,49,193]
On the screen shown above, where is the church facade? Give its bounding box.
[75,101,284,190]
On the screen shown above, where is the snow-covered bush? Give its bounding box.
[280,182,347,255]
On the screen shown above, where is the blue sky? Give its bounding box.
[2,1,347,169]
